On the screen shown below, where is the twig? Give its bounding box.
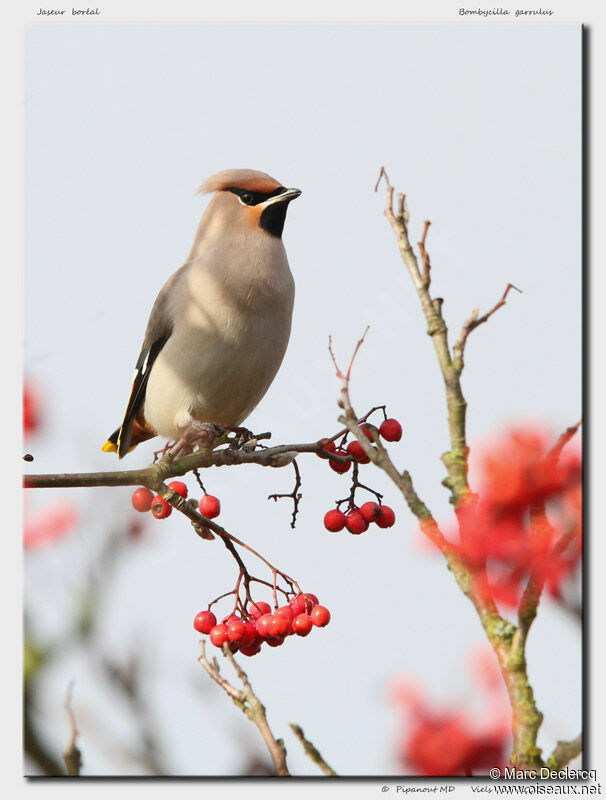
[198,641,289,776]
[545,734,583,770]
[453,283,522,372]
[288,723,337,776]
[62,682,82,777]
[418,220,432,287]
[268,459,303,529]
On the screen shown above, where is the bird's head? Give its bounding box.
[197,169,301,239]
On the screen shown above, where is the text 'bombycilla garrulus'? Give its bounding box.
[103,168,300,458]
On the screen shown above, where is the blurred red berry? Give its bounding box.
[345,510,369,534]
[347,440,370,463]
[199,494,221,519]
[324,509,346,532]
[249,600,272,619]
[24,500,78,550]
[380,418,403,442]
[151,496,172,519]
[310,605,331,627]
[168,481,188,498]
[265,636,285,647]
[209,623,229,647]
[376,505,396,528]
[293,613,313,636]
[360,501,381,523]
[329,451,351,474]
[132,487,154,513]
[317,438,337,459]
[193,610,217,634]
[23,381,41,438]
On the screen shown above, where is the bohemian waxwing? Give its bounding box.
[102,168,300,458]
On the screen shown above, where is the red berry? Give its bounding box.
[360,501,381,523]
[209,623,229,647]
[255,613,273,638]
[168,480,188,498]
[131,487,154,513]
[345,510,369,534]
[249,601,272,619]
[239,640,262,657]
[240,621,258,647]
[379,418,403,442]
[292,613,313,636]
[151,495,172,519]
[199,494,221,519]
[317,438,337,459]
[329,450,351,474]
[276,605,294,621]
[376,505,396,528]
[346,440,371,464]
[310,605,331,627]
[227,619,246,643]
[360,423,378,442]
[290,593,319,615]
[269,613,291,637]
[323,509,346,532]
[193,610,217,634]
[289,594,307,615]
[265,636,285,647]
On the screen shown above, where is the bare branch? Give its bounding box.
[289,723,337,776]
[62,683,82,777]
[545,734,583,771]
[268,459,302,529]
[198,641,289,776]
[453,283,522,372]
[418,220,432,287]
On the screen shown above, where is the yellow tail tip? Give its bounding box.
[102,440,118,453]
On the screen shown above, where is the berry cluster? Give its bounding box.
[317,414,402,535]
[324,501,396,534]
[193,593,330,657]
[131,482,221,521]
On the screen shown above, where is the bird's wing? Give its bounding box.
[111,264,188,458]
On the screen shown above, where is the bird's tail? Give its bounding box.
[102,419,156,457]
[101,428,122,454]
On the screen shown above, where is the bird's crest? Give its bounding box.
[197,169,282,196]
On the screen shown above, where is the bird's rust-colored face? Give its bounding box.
[201,169,301,238]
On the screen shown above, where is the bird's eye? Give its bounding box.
[240,192,253,205]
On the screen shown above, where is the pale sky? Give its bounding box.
[24,22,582,776]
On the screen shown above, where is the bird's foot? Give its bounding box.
[166,422,226,458]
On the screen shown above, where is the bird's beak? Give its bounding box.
[263,188,302,207]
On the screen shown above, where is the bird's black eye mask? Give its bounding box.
[226,187,286,206]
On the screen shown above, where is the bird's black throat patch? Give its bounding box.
[259,202,289,238]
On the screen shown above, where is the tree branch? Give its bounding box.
[62,682,82,776]
[198,641,289,776]
[373,169,551,770]
[545,734,582,770]
[288,723,337,776]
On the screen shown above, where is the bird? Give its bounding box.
[102,168,300,459]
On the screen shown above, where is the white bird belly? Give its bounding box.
[143,303,292,439]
